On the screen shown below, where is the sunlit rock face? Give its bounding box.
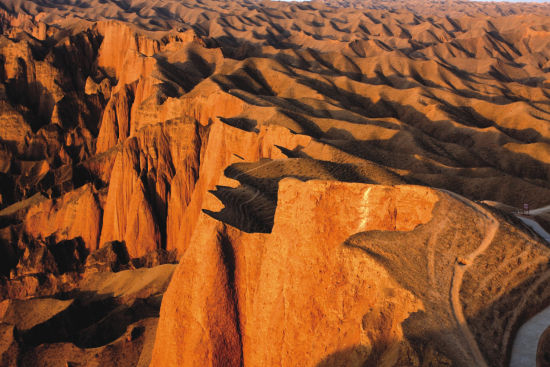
[1,0,550,365]
[151,179,550,367]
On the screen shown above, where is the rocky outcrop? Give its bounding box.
[94,21,219,154]
[23,184,102,251]
[151,180,550,367]
[151,180,435,366]
[98,137,160,258]
[95,21,160,82]
[84,241,130,273]
[99,120,201,257]
[96,84,135,154]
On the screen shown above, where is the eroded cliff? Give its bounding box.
[1,0,550,365]
[152,179,550,367]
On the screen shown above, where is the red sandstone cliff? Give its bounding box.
[1,0,550,365]
[151,179,550,366]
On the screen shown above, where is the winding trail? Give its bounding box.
[443,190,498,367]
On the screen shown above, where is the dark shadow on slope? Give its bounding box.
[19,262,174,349]
[315,345,370,367]
[202,157,402,233]
[286,76,550,183]
[217,61,550,206]
[203,184,277,233]
[218,117,259,132]
[155,50,216,94]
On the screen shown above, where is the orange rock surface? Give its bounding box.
[152,181,436,366]
[1,0,550,365]
[24,184,102,251]
[151,178,550,366]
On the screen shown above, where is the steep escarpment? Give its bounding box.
[1,0,550,365]
[152,179,550,367]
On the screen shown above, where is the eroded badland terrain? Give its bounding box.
[1,0,550,365]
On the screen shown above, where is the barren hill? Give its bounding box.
[0,0,550,365]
